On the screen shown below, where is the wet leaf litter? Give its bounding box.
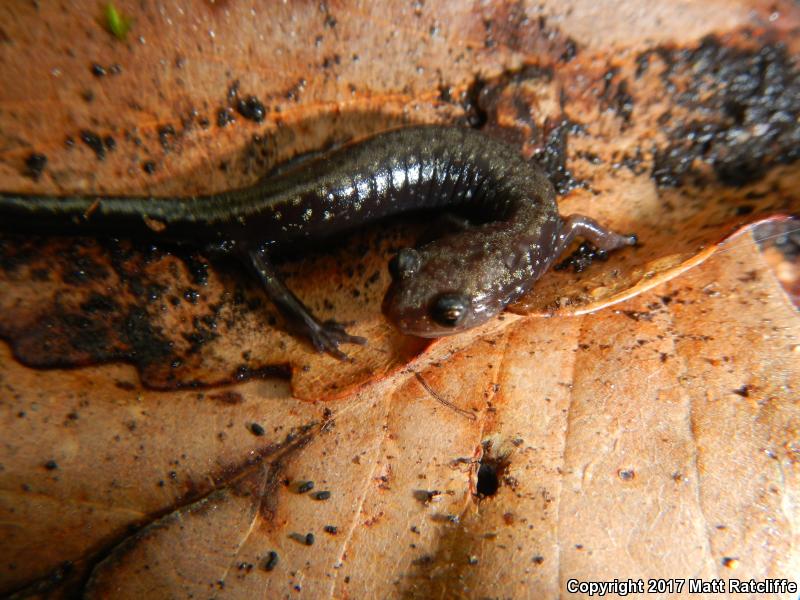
[0,1,798,597]
[2,18,798,397]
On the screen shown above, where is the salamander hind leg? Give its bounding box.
[244,248,366,360]
[555,214,637,256]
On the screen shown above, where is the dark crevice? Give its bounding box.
[474,442,512,499]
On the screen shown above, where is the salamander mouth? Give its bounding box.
[393,322,463,338]
[383,303,477,338]
[382,292,438,337]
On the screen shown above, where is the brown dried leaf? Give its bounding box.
[0,1,799,597]
[2,227,796,598]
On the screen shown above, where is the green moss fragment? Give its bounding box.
[105,3,131,41]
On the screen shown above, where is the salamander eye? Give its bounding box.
[431,293,469,327]
[389,248,421,280]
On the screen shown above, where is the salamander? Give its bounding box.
[0,125,636,358]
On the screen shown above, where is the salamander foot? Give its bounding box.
[308,320,367,361]
[244,248,368,360]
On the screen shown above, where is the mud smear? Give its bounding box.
[647,33,800,187]
[0,235,291,390]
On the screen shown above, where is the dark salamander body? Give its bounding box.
[0,126,636,358]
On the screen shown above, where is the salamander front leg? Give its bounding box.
[554,215,637,257]
[244,248,367,360]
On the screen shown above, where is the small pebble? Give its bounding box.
[262,550,279,572]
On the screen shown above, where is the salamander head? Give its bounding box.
[382,244,510,338]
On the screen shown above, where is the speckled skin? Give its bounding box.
[0,126,636,357]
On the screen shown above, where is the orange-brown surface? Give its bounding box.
[0,1,798,597]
